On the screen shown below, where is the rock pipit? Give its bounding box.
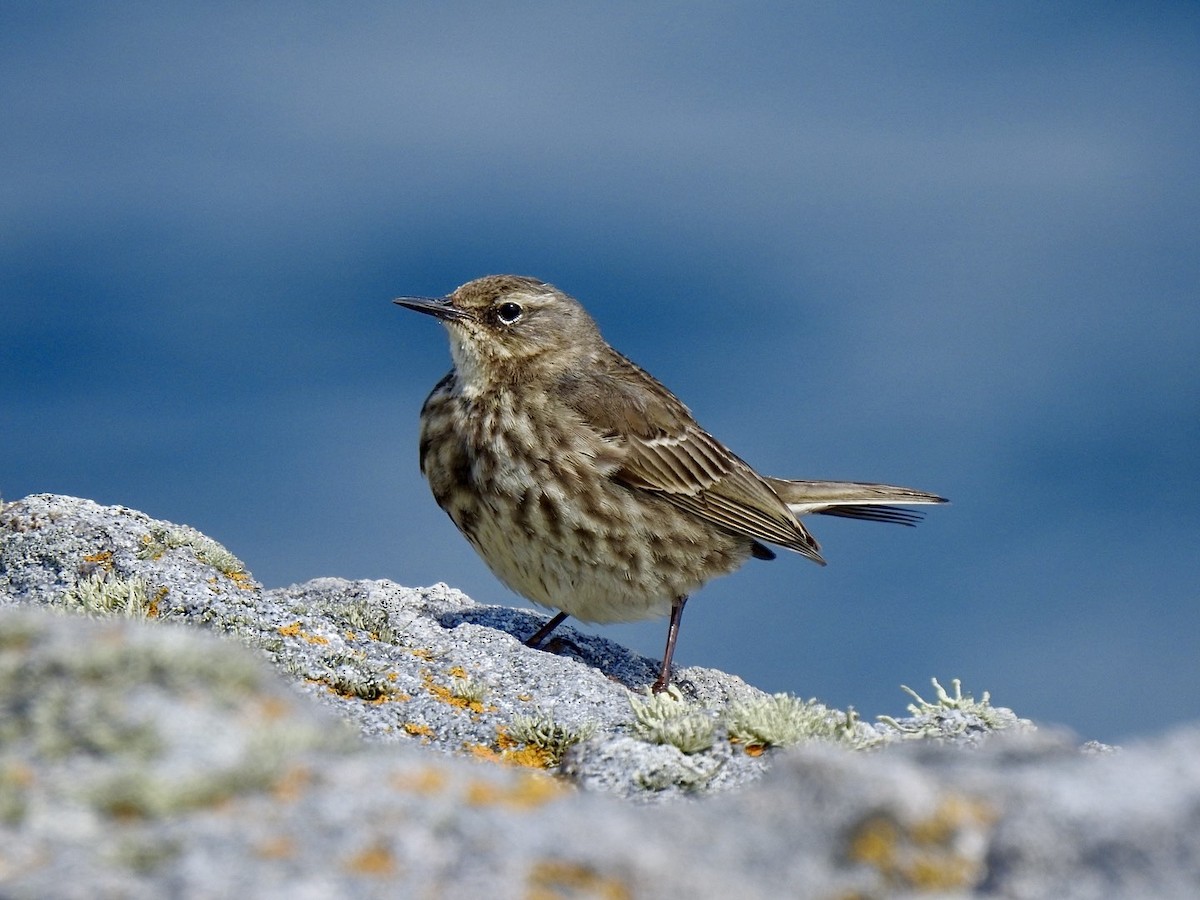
[396,275,945,691]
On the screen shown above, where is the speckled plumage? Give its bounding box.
[396,275,945,691]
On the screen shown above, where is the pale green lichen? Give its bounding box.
[509,712,597,765]
[629,685,717,754]
[87,734,290,819]
[450,674,488,706]
[726,692,869,749]
[0,610,354,822]
[61,572,158,619]
[112,836,183,873]
[877,678,1026,738]
[137,525,247,578]
[314,596,398,644]
[0,762,31,825]
[320,670,394,702]
[633,753,725,792]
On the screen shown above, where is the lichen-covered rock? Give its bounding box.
[3,493,1018,802]
[6,493,1193,898]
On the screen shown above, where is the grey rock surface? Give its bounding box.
[1,493,1196,898]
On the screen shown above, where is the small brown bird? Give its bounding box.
[395,275,945,692]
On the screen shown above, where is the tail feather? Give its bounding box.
[812,505,927,526]
[767,478,947,526]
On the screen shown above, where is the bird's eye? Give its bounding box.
[496,301,523,324]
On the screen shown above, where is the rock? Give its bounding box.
[3,492,1194,898]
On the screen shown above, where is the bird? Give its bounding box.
[394,275,945,692]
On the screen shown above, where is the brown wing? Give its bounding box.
[556,352,825,565]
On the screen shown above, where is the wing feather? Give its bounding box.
[556,356,825,564]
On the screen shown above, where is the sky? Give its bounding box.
[3,3,1198,743]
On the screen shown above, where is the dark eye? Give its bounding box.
[496,301,523,324]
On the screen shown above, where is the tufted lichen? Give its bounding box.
[628,686,717,754]
[508,712,597,766]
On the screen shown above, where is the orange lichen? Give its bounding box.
[227,570,256,590]
[277,622,329,645]
[526,859,631,900]
[270,765,313,802]
[493,726,560,770]
[343,841,398,877]
[465,743,504,763]
[254,696,292,721]
[391,766,449,795]
[82,550,114,570]
[255,836,296,860]
[502,745,559,769]
[846,794,997,892]
[403,722,435,738]
[463,772,565,809]
[147,585,167,618]
[495,727,518,751]
[420,669,487,713]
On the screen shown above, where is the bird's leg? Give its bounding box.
[651,595,688,693]
[525,611,570,648]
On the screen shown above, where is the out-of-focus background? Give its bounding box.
[4,4,1197,743]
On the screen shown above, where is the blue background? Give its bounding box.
[4,3,1197,742]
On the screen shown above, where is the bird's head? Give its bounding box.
[395,275,603,386]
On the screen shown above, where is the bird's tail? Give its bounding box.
[767,479,947,526]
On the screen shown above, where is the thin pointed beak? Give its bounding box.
[393,296,469,322]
